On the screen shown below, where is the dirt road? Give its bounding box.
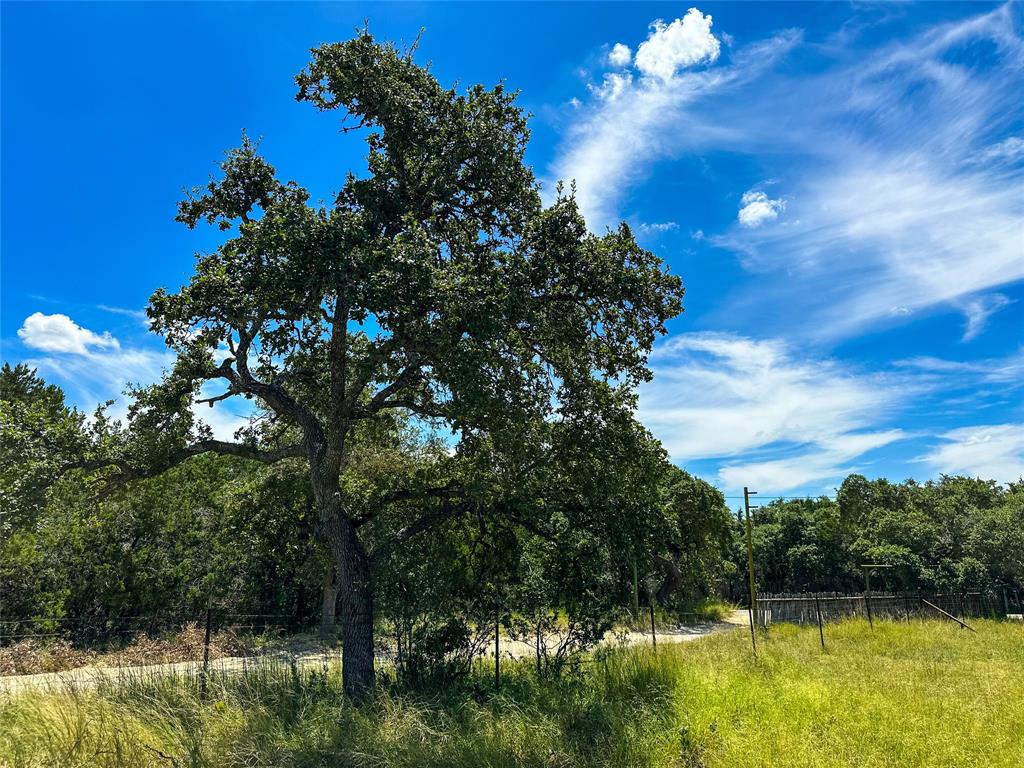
[1,611,748,696]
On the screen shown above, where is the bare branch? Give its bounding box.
[361,398,449,420]
[364,360,422,414]
[195,389,235,408]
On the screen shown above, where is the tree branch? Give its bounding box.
[369,500,471,562]
[352,483,462,528]
[62,441,305,486]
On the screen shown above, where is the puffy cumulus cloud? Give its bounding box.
[634,8,720,81]
[17,311,252,441]
[608,42,632,68]
[637,332,910,491]
[18,312,120,355]
[918,424,1024,484]
[737,189,785,227]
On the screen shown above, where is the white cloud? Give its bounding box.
[634,8,720,81]
[97,304,150,327]
[959,293,1012,342]
[588,71,633,102]
[24,346,171,419]
[721,156,1024,339]
[637,333,909,491]
[918,424,1024,484]
[549,16,798,229]
[975,136,1024,165]
[718,431,904,491]
[18,311,251,441]
[895,347,1024,386]
[18,312,119,355]
[737,189,785,227]
[708,6,1024,339]
[608,43,632,68]
[637,221,679,235]
[552,5,1024,340]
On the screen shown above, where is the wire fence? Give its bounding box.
[0,613,299,644]
[754,589,1022,627]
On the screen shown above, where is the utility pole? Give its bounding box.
[744,487,758,656]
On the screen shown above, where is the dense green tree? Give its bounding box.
[0,364,87,533]
[653,466,734,606]
[75,32,682,696]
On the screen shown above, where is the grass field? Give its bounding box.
[1,619,1021,767]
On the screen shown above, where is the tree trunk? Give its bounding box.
[319,564,338,639]
[310,454,376,699]
[335,523,375,698]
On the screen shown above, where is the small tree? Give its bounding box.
[85,32,683,697]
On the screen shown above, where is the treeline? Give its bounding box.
[732,475,1023,597]
[4,364,1021,666]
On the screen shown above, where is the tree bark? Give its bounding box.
[310,454,376,698]
[335,523,375,698]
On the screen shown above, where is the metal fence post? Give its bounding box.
[744,487,758,657]
[200,604,212,700]
[864,570,874,630]
[649,601,657,648]
[814,593,825,650]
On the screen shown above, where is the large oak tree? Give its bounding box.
[92,33,683,697]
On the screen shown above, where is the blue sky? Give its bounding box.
[2,2,1022,497]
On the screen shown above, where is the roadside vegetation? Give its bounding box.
[1,25,1022,768]
[3,619,1021,768]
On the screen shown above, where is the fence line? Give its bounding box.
[755,590,1013,626]
[0,612,299,647]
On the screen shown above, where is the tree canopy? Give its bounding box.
[70,31,683,697]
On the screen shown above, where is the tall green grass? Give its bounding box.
[2,619,1021,767]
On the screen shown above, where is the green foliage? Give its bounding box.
[0,363,87,532]
[724,474,1024,596]
[653,466,734,606]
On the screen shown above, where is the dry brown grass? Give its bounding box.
[0,623,262,676]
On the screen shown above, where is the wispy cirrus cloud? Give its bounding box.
[958,294,1013,342]
[553,4,1024,341]
[548,8,799,229]
[917,424,1024,484]
[637,333,911,491]
[711,5,1024,340]
[895,347,1024,387]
